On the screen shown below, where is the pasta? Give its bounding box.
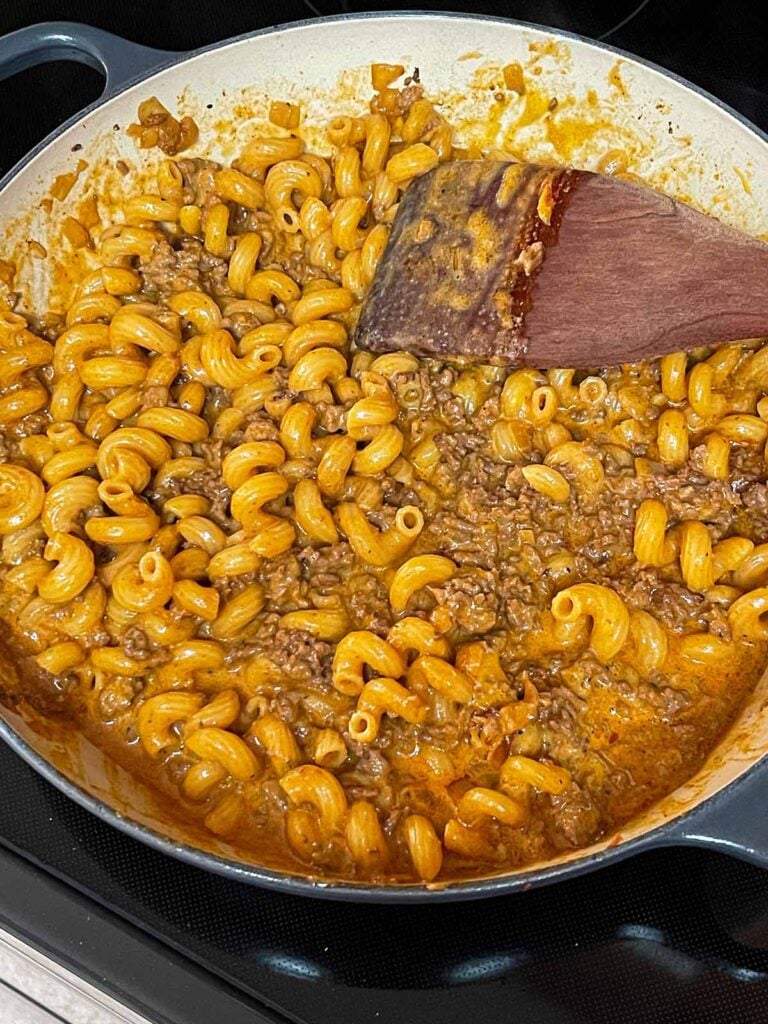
[2,66,768,889]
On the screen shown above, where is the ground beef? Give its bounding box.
[197,247,232,297]
[271,690,302,724]
[139,237,203,297]
[268,629,332,687]
[197,438,224,472]
[642,464,741,530]
[498,571,541,634]
[742,481,768,512]
[97,678,138,721]
[341,746,395,807]
[700,601,732,639]
[434,427,486,475]
[730,445,768,480]
[622,570,713,633]
[297,544,356,606]
[344,572,392,634]
[298,542,353,574]
[7,412,49,439]
[220,305,269,338]
[542,784,602,849]
[176,157,221,208]
[538,687,588,757]
[635,680,692,718]
[241,414,281,443]
[141,234,234,302]
[431,571,500,634]
[378,476,419,508]
[247,210,277,267]
[211,572,259,608]
[741,480,768,537]
[314,401,347,434]
[395,366,460,421]
[263,552,303,607]
[346,743,391,781]
[183,469,232,526]
[122,627,150,660]
[421,511,499,568]
[139,385,169,411]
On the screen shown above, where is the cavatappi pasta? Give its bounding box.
[1,66,768,885]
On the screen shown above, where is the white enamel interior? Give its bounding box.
[2,13,768,884]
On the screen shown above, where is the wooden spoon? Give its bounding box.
[355,161,768,367]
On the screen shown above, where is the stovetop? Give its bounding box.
[2,3,768,1023]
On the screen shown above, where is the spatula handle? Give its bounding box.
[524,174,768,366]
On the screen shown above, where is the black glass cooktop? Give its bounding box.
[2,3,768,1022]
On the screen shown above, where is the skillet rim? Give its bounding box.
[2,8,768,900]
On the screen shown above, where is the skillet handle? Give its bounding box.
[0,21,175,99]
[661,756,768,869]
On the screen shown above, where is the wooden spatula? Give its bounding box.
[355,161,768,367]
